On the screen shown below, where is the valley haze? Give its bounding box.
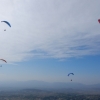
[0,80,100,92]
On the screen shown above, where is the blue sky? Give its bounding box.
[0,0,100,85]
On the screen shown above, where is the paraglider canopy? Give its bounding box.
[68,73,74,76]
[98,19,100,23]
[68,73,74,82]
[0,59,7,63]
[1,21,11,27]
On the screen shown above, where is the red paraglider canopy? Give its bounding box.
[0,59,7,63]
[98,19,100,23]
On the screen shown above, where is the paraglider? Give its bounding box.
[98,19,100,23]
[1,21,11,31]
[0,59,7,67]
[0,59,7,63]
[68,73,74,81]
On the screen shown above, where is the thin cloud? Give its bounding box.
[0,0,100,63]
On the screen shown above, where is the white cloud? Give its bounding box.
[0,0,100,63]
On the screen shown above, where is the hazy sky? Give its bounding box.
[0,0,100,85]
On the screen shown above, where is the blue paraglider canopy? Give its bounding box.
[1,21,11,27]
[68,73,74,76]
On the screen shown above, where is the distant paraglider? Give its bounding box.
[1,21,11,31]
[68,73,74,81]
[0,59,7,67]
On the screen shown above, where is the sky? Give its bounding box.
[0,0,100,85]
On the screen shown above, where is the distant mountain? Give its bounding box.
[0,80,86,89]
[89,83,100,88]
[0,80,100,91]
